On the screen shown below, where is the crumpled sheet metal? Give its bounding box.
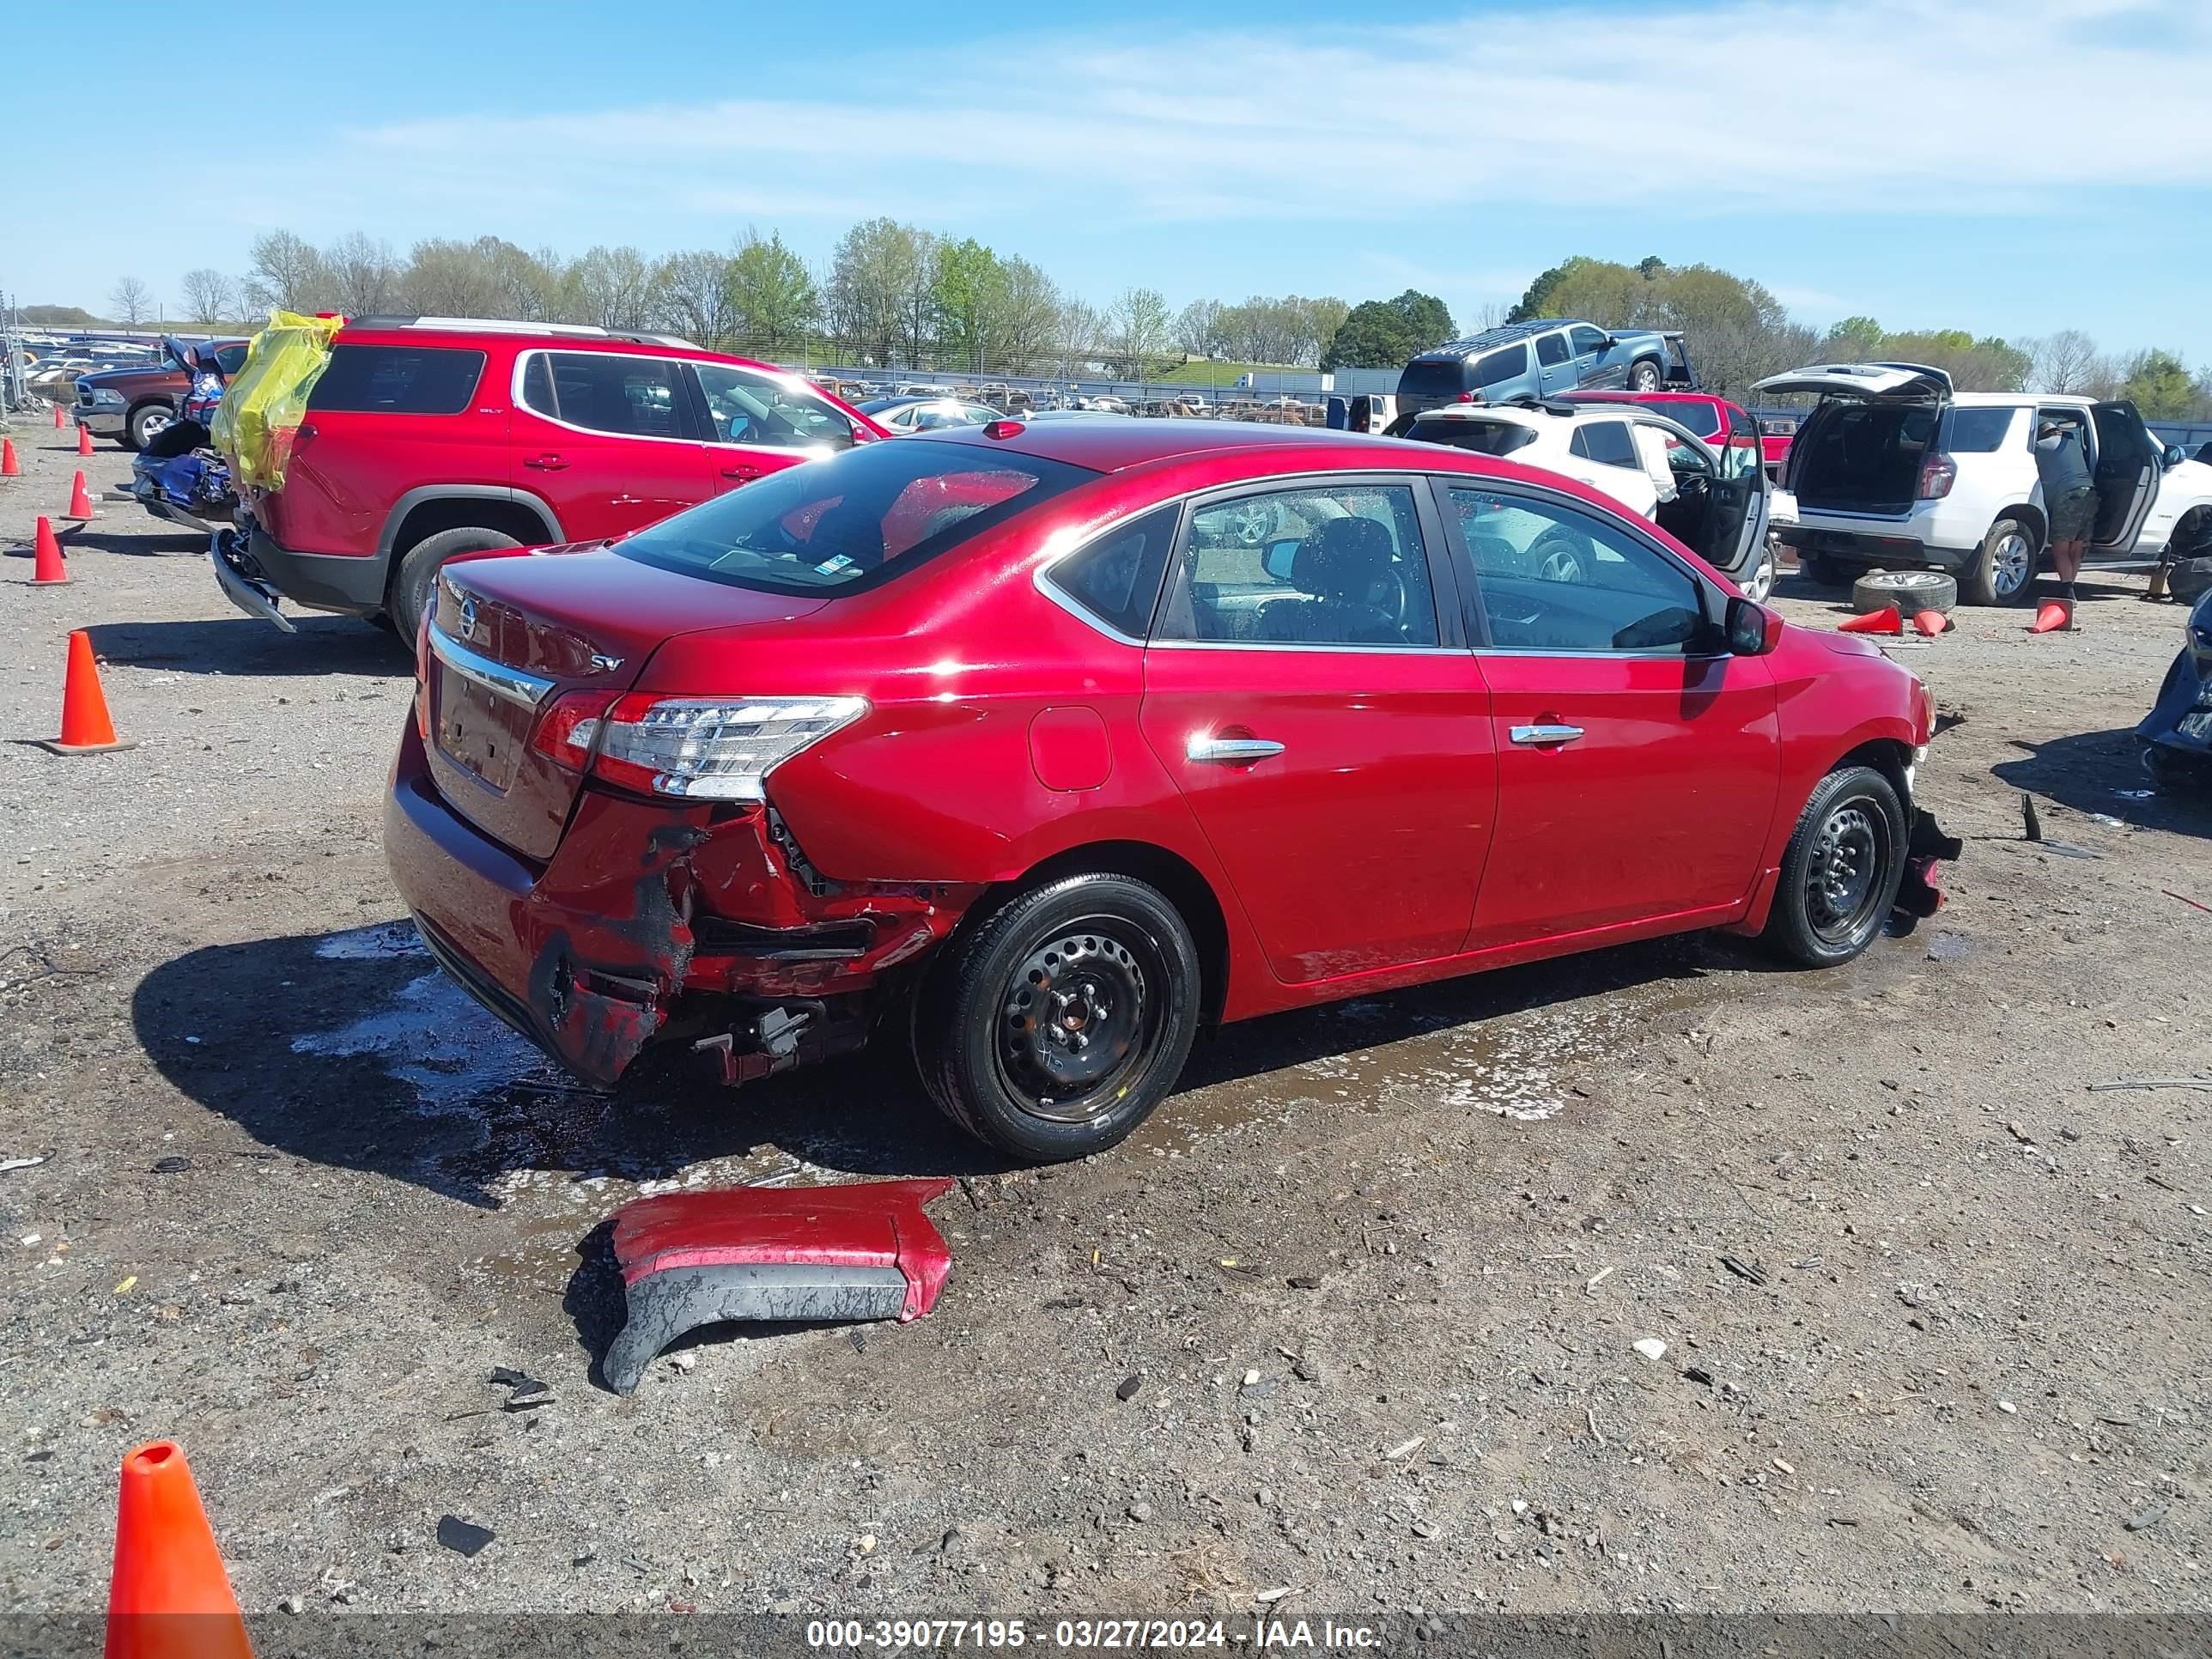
[602,1176,955,1393]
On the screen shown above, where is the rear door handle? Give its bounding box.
[1510,723,1585,746]
[719,464,763,481]
[523,453,568,471]
[1187,736,1285,764]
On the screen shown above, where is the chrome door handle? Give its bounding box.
[1510,723,1585,746]
[1187,736,1285,764]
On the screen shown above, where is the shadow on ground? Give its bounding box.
[134,921,1736,1211]
[85,615,406,677]
[1993,726,2209,840]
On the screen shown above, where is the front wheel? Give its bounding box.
[125,402,174,451]
[915,873,1202,1162]
[1738,548,1777,604]
[1761,764,1908,968]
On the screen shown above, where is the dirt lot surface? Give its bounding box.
[3,416,2210,1623]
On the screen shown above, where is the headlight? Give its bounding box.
[90,389,125,407]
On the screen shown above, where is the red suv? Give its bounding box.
[214,319,887,641]
[386,419,1948,1162]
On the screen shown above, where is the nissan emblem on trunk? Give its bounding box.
[459,593,478,640]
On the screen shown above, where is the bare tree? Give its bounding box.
[562,246,655,331]
[109,276,155,325]
[1106,287,1172,380]
[179,269,240,325]
[242,230,330,313]
[653,248,738,348]
[2028,329,2101,393]
[325,233,402,317]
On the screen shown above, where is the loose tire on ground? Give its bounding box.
[388,526,521,643]
[1960,516,2039,606]
[1851,568,1957,615]
[1761,764,1908,969]
[914,872,1202,1163]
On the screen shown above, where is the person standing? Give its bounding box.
[2030,417,2096,633]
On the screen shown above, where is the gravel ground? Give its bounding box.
[3,411,2210,1622]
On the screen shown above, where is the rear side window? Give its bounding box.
[1947,407,2021,452]
[1535,332,1570,368]
[526,351,689,439]
[307,344,486,415]
[615,437,1094,595]
[1661,401,1723,440]
[1046,504,1180,640]
[1471,343,1530,390]
[1404,416,1538,457]
[1570,421,1638,468]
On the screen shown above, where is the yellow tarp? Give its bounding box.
[211,312,343,490]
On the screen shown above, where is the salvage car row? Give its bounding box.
[69,311,1945,1161]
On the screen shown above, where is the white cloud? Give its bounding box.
[293,0,2211,234]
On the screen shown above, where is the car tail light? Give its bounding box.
[1917,453,1957,499]
[564,695,867,800]
[529,689,623,773]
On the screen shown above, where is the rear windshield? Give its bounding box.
[614,438,1096,596]
[1404,416,1538,457]
[1398,358,1468,400]
[307,344,485,415]
[1946,407,2021,452]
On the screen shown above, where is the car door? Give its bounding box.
[1437,482,1779,948]
[1534,330,1577,397]
[1565,418,1657,518]
[2087,400,2162,556]
[689,361,859,493]
[510,349,714,540]
[1138,478,1494,986]
[1568,325,1618,388]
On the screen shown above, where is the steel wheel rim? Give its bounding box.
[1993,532,2032,596]
[1807,800,1888,944]
[995,918,1168,1123]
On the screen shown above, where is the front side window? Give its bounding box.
[1449,488,1707,654]
[1470,343,1530,391]
[1535,331,1570,368]
[696,362,854,451]
[1569,325,1609,357]
[214,343,250,375]
[1045,503,1180,640]
[1569,420,1638,468]
[615,437,1092,595]
[307,344,486,415]
[525,351,687,439]
[1156,484,1437,648]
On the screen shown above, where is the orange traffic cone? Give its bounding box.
[78,423,95,457]
[53,402,68,429]
[1838,605,1902,635]
[37,631,136,755]
[2029,599,2073,635]
[31,515,69,585]
[65,470,99,522]
[105,1441,253,1659]
[1911,609,1949,637]
[2,436,19,475]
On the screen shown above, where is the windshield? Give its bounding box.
[614,438,1096,595]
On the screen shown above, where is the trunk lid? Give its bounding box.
[423,545,827,860]
[1753,362,1954,403]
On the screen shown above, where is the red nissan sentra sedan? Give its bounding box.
[386,418,1945,1161]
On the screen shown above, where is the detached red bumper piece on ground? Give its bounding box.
[603,1176,956,1394]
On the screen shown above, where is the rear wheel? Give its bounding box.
[1960,517,2039,606]
[1761,764,1907,968]
[1629,359,1663,392]
[389,526,520,643]
[915,873,1201,1162]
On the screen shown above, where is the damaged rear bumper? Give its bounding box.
[385,719,974,1087]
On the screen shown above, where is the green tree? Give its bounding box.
[2121,349,2199,420]
[653,248,738,348]
[1822,315,1887,358]
[1322,289,1455,370]
[727,230,817,354]
[826,218,926,368]
[930,238,1004,374]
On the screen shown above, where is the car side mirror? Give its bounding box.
[1262,538,1302,582]
[2163,444,2185,469]
[1726,594,1783,655]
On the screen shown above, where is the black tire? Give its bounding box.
[1761,764,1908,968]
[388,526,521,642]
[1959,517,2039,606]
[2171,555,2212,607]
[124,402,174,452]
[2143,741,2212,797]
[1629,359,1663,392]
[1851,568,1957,615]
[914,872,1202,1163]
[1795,550,1847,589]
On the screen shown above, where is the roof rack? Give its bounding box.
[345,316,701,349]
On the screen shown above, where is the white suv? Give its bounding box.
[1755,362,2212,605]
[1390,399,1775,599]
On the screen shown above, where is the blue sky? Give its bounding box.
[9,0,2210,362]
